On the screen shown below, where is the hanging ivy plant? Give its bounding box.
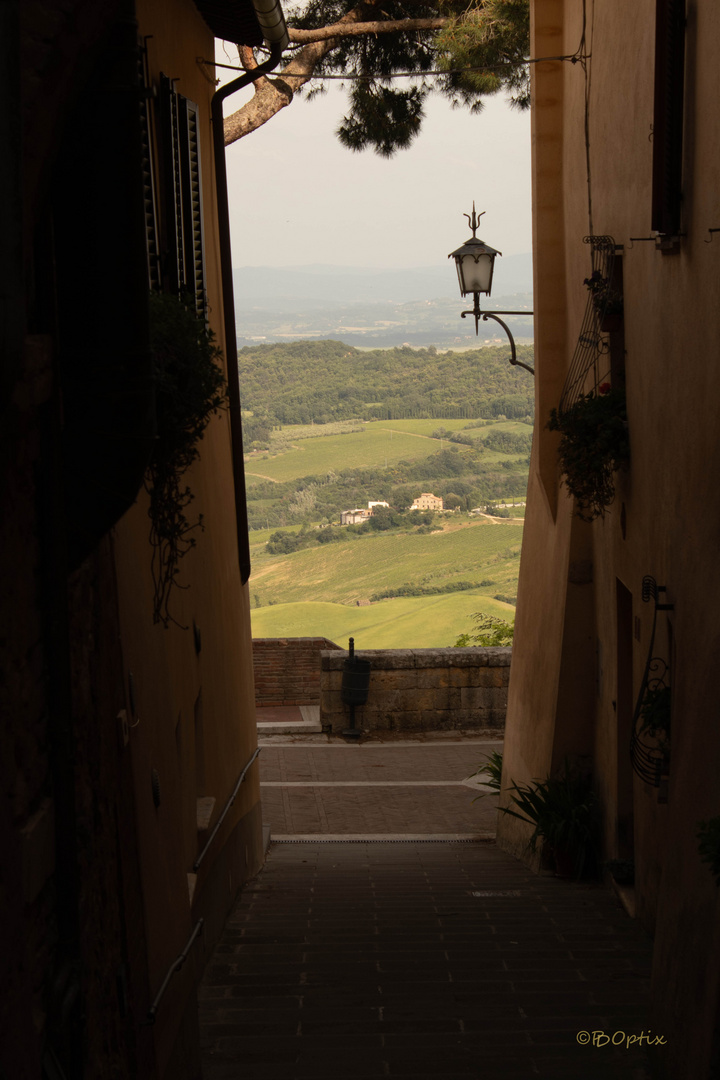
[548,384,629,521]
[146,292,227,627]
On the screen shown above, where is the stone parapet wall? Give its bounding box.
[253,637,342,707]
[320,647,511,734]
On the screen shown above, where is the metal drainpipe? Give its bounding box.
[211,34,287,584]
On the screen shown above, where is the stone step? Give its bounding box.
[256,704,322,735]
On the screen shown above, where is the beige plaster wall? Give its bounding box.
[109,2,262,1074]
[501,1,720,1074]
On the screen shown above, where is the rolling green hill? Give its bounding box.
[250,518,522,607]
[250,592,517,650]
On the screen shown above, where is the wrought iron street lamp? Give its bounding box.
[449,205,535,376]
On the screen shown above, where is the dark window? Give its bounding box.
[651,0,686,237]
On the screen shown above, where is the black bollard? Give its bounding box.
[340,637,371,741]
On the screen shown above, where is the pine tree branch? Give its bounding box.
[222,7,449,146]
[223,38,335,145]
[288,18,447,43]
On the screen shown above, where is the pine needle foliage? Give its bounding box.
[288,0,529,156]
[435,0,531,109]
[145,292,227,628]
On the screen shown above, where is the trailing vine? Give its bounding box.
[146,292,227,627]
[548,384,629,521]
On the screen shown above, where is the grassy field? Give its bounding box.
[249,518,523,607]
[244,418,532,486]
[250,592,516,649]
[244,416,527,648]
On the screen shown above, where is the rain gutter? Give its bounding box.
[211,3,289,584]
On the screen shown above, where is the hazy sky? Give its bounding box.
[220,49,532,271]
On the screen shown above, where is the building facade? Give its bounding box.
[1,1,280,1076]
[410,493,444,511]
[499,2,720,1077]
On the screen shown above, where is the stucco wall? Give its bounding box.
[501,3,720,1077]
[320,648,511,734]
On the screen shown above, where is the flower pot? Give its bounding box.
[600,311,623,333]
[551,847,577,879]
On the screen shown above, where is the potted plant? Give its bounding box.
[500,759,601,879]
[548,384,629,521]
[584,269,624,331]
[470,749,503,801]
[638,684,671,755]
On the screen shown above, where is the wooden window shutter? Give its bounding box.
[137,45,162,290]
[652,0,686,237]
[156,76,207,318]
[177,97,207,321]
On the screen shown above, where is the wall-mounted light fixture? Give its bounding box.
[449,205,534,375]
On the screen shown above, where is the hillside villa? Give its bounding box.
[410,492,444,511]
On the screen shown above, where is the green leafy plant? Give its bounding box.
[639,685,671,753]
[146,292,227,627]
[454,612,514,647]
[471,750,504,801]
[548,385,629,521]
[697,818,720,886]
[583,269,624,318]
[500,760,601,879]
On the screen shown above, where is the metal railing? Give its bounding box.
[145,918,204,1025]
[193,747,262,872]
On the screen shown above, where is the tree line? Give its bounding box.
[238,340,535,433]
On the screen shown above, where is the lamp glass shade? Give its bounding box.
[458,252,494,295]
[449,236,501,297]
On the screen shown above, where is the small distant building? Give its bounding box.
[341,501,390,525]
[410,493,443,511]
[341,509,371,525]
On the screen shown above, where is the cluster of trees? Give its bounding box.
[370,580,489,601]
[265,506,437,553]
[454,613,515,648]
[238,341,535,427]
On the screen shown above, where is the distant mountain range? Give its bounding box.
[233,254,533,305]
[232,257,534,350]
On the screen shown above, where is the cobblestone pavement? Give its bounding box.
[258,735,502,839]
[199,842,654,1080]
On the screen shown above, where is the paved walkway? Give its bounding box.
[199,736,656,1079]
[258,736,502,839]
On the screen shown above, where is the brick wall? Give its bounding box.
[253,638,342,707]
[320,647,511,734]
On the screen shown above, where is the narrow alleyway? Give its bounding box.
[199,736,655,1079]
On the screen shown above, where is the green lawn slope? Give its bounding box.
[250,518,522,607]
[250,592,516,649]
